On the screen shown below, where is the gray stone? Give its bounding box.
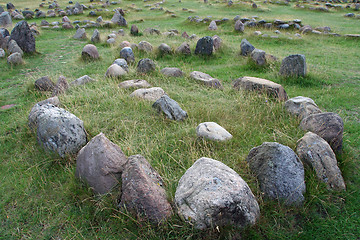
[195,36,213,55]
[152,95,188,121]
[62,22,74,29]
[130,87,166,102]
[76,132,127,194]
[0,48,4,57]
[208,20,218,30]
[28,97,60,130]
[111,10,127,26]
[161,67,184,77]
[176,42,191,55]
[300,112,344,152]
[137,58,156,73]
[296,132,346,191]
[250,49,266,66]
[212,35,222,51]
[7,39,23,55]
[120,47,135,63]
[130,24,139,36]
[52,75,69,96]
[40,20,50,26]
[91,29,100,43]
[158,43,172,55]
[35,76,55,91]
[247,142,305,205]
[0,11,12,28]
[7,52,23,65]
[119,155,172,223]
[175,157,260,229]
[105,64,127,78]
[106,38,115,45]
[118,79,151,89]
[233,76,288,101]
[81,44,99,60]
[190,71,223,89]
[300,25,312,34]
[196,122,232,141]
[234,20,244,32]
[73,28,87,40]
[30,103,87,157]
[285,96,322,119]
[240,39,255,56]
[71,75,95,85]
[113,58,128,72]
[10,21,36,53]
[138,41,153,52]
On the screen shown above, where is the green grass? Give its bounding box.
[1,0,359,239]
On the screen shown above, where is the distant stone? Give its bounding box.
[7,3,15,10]
[96,16,103,23]
[138,41,153,52]
[120,47,135,63]
[296,132,346,191]
[113,58,128,72]
[7,52,23,65]
[105,64,127,78]
[10,21,36,53]
[233,76,288,101]
[7,39,23,55]
[0,11,12,28]
[158,43,172,55]
[212,35,222,51]
[279,54,307,77]
[130,24,139,36]
[143,27,160,35]
[35,76,55,91]
[250,49,267,66]
[247,142,305,205]
[106,38,115,45]
[208,20,217,30]
[196,122,232,141]
[152,95,188,121]
[137,58,156,73]
[71,75,95,85]
[175,157,260,229]
[285,96,322,119]
[176,42,191,55]
[234,20,244,32]
[300,112,344,152]
[195,36,213,55]
[52,75,69,96]
[76,132,127,194]
[130,87,166,102]
[119,155,172,223]
[161,67,184,77]
[62,22,74,29]
[240,39,255,56]
[118,79,151,89]
[252,3,257,8]
[73,28,87,40]
[40,20,49,26]
[91,29,100,43]
[111,9,127,26]
[190,71,223,89]
[300,25,312,34]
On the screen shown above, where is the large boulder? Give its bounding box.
[196,122,232,141]
[28,103,87,157]
[10,21,35,53]
[0,11,12,28]
[175,157,260,229]
[152,95,188,121]
[233,76,288,101]
[246,142,306,205]
[111,9,127,26]
[240,39,255,56]
[190,71,223,89]
[296,132,346,191]
[120,47,135,63]
[279,54,307,77]
[300,112,344,152]
[28,97,60,130]
[195,36,213,56]
[137,58,156,74]
[130,87,166,102]
[284,96,322,120]
[76,133,128,194]
[118,79,151,89]
[119,155,172,223]
[81,44,99,60]
[35,76,55,91]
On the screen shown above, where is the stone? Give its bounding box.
[118,79,151,89]
[91,29,100,43]
[130,24,139,36]
[119,155,172,223]
[175,157,260,229]
[195,36,213,56]
[300,112,344,152]
[196,122,232,141]
[240,39,255,56]
[152,95,188,121]
[130,87,166,102]
[10,21,36,53]
[158,43,172,55]
[105,64,127,78]
[176,42,191,55]
[212,35,222,51]
[250,49,267,66]
[208,20,217,30]
[62,22,74,29]
[29,103,87,157]
[106,38,115,45]
[284,96,322,119]
[137,58,156,73]
[120,41,131,48]
[62,16,71,23]
[7,39,23,55]
[71,75,95,85]
[0,11,12,28]
[81,44,99,60]
[75,133,127,194]
[7,52,23,65]
[111,10,127,26]
[73,28,87,40]
[0,27,10,38]
[113,58,128,72]
[233,76,288,101]
[35,76,55,91]
[120,47,135,63]
[234,20,244,32]
[28,97,61,130]
[279,54,307,77]
[300,25,312,34]
[247,142,305,205]
[52,75,69,96]
[296,132,346,191]
[143,28,160,35]
[190,71,223,89]
[161,67,184,77]
[0,48,4,57]
[138,41,153,52]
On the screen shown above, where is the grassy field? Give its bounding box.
[1,0,359,239]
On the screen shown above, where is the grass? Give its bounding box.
[1,0,359,239]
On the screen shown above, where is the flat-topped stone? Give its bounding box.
[190,71,223,89]
[196,122,232,141]
[130,87,166,102]
[118,79,151,89]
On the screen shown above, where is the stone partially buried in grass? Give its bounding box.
[175,157,260,229]
[35,76,55,91]
[279,54,307,77]
[120,47,135,64]
[196,122,232,141]
[130,87,166,102]
[52,75,69,96]
[190,71,223,89]
[152,95,188,121]
[118,79,151,89]
[73,28,87,40]
[71,75,95,86]
[195,36,213,56]
[81,44,99,60]
[137,58,156,74]
[161,67,184,77]
[285,96,322,120]
[105,64,127,78]
[7,52,23,65]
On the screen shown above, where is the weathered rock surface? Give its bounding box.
[119,155,172,223]
[285,96,322,119]
[161,67,184,77]
[7,52,23,65]
[158,43,172,55]
[233,76,288,101]
[279,54,307,77]
[196,122,232,141]
[0,11,12,28]
[35,76,55,91]
[10,21,35,53]
[137,58,156,73]
[91,29,100,43]
[296,132,346,191]
[113,58,128,72]
[234,20,245,32]
[0,48,5,57]
[7,39,23,55]
[300,112,343,152]
[120,47,135,63]
[250,49,267,66]
[76,132,127,194]
[71,75,95,85]
[105,64,127,78]
[240,39,255,56]
[195,36,213,56]
[130,87,165,102]
[130,24,139,36]
[247,142,305,205]
[152,95,188,121]
[138,41,153,52]
[176,42,191,55]
[190,71,223,89]
[212,35,222,51]
[73,28,87,40]
[111,10,127,26]
[118,79,151,89]
[175,157,260,229]
[52,75,69,96]
[208,20,218,30]
[81,44,99,60]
